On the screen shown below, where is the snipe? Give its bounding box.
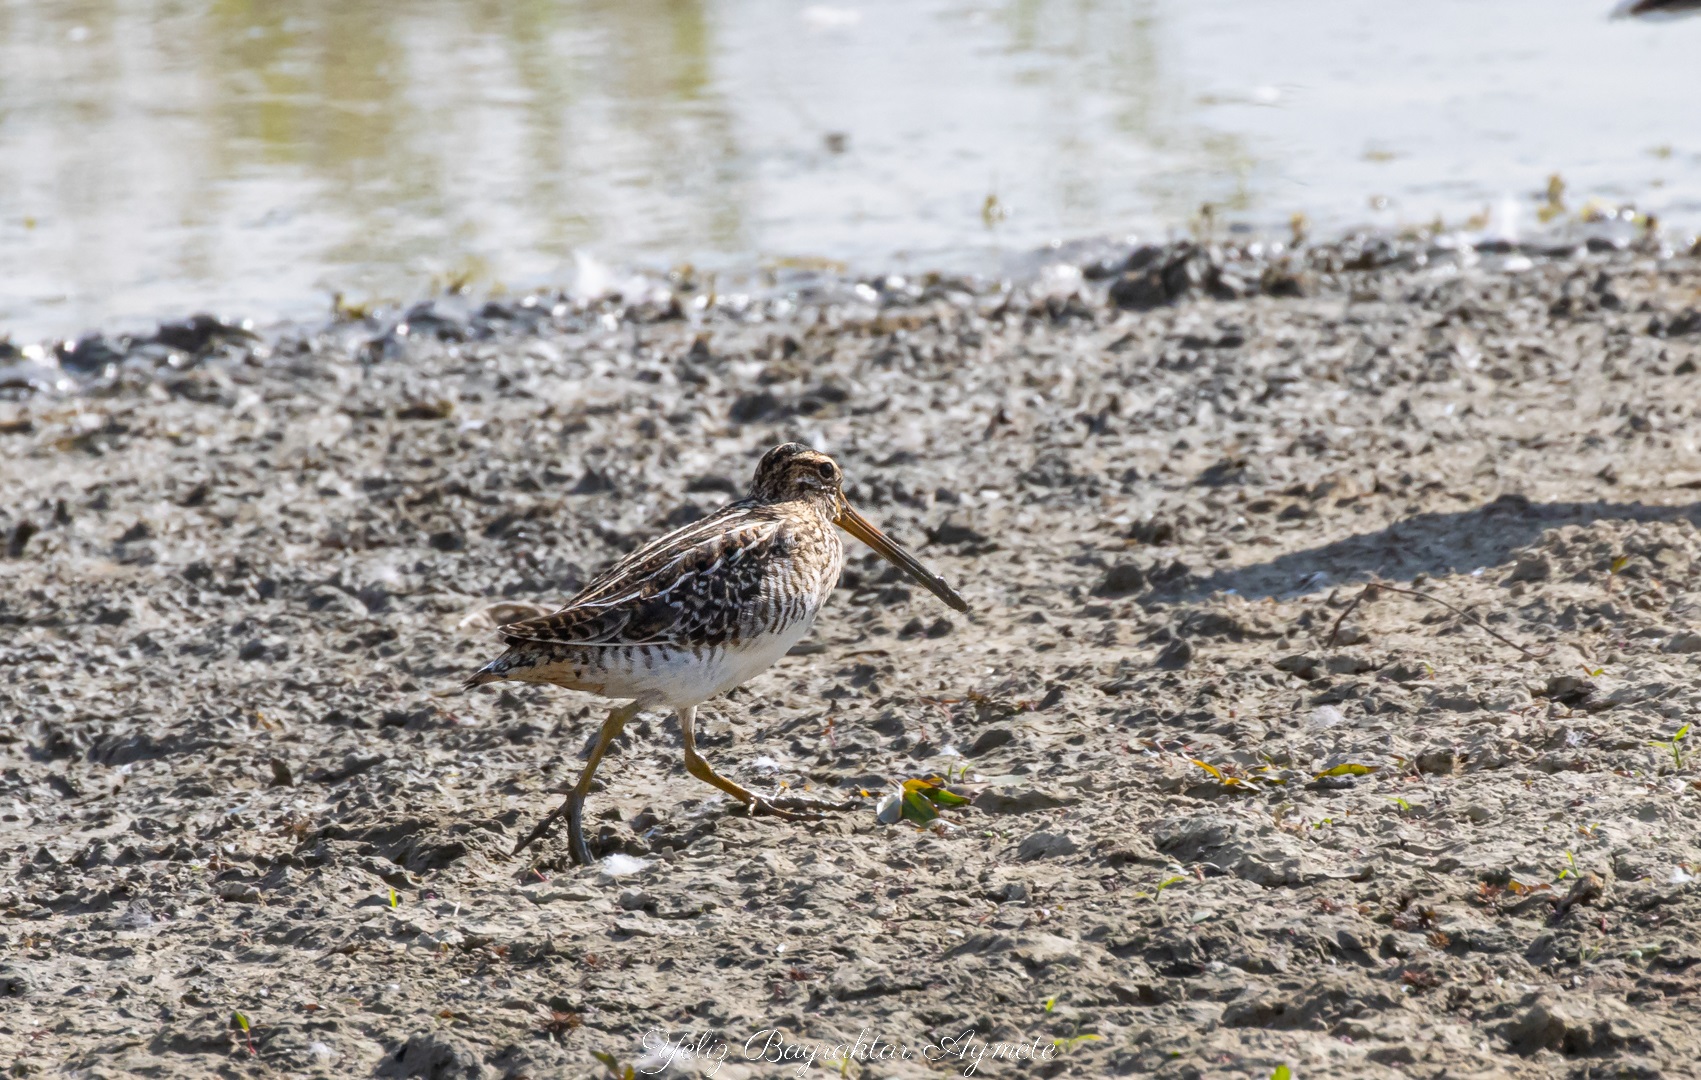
[468,442,968,864]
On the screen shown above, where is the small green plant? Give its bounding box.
[1052,1031,1102,1053]
[1191,759,1257,789]
[894,777,971,824]
[1313,762,1376,779]
[1132,874,1188,904]
[231,1011,256,1056]
[1651,724,1690,769]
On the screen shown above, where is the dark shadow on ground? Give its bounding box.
[1174,495,1701,601]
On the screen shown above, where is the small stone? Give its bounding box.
[1016,831,1078,861]
[1497,997,1635,1056]
[396,398,456,420]
[1093,563,1146,597]
[1416,748,1456,775]
[0,963,31,997]
[1664,631,1701,654]
[377,1030,488,1079]
[268,758,294,787]
[1428,686,1480,712]
[1380,661,1428,683]
[570,468,616,495]
[1325,653,1376,675]
[612,916,659,937]
[1367,1045,1417,1065]
[1507,553,1552,582]
[1556,871,1605,916]
[728,390,781,423]
[1542,675,1597,706]
[988,881,1029,904]
[421,927,465,950]
[967,727,1016,756]
[1331,623,1370,646]
[1275,654,1323,681]
[509,932,556,963]
[926,516,987,546]
[1155,638,1193,670]
[1108,268,1170,311]
[6,521,36,558]
[307,587,366,615]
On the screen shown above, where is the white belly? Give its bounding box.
[694,615,819,710]
[577,611,822,709]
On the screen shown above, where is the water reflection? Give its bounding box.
[0,0,1694,341]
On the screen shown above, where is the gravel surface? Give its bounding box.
[5,237,1701,1079]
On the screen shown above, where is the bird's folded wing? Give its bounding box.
[496,508,786,649]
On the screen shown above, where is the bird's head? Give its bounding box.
[748,442,845,505]
[747,442,969,612]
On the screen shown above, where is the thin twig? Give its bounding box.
[1325,587,1372,647]
[1326,581,1548,659]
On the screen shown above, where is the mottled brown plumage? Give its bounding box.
[469,442,968,864]
[498,508,799,649]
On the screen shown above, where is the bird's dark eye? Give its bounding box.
[816,462,837,480]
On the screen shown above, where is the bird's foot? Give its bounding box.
[746,797,814,822]
[509,789,594,865]
[747,793,858,821]
[564,791,594,866]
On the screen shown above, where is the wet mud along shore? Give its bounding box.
[5,235,1701,1078]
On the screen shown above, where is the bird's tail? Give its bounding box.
[463,654,513,690]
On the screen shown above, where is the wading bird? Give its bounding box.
[468,442,969,864]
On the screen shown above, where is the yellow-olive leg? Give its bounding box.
[678,707,853,820]
[511,699,640,863]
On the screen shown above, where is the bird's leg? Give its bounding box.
[511,699,640,864]
[678,707,854,821]
[677,706,788,816]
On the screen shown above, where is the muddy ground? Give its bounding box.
[5,237,1701,1079]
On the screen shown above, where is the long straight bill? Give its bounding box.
[836,504,969,612]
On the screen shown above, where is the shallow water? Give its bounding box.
[1,0,1696,341]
